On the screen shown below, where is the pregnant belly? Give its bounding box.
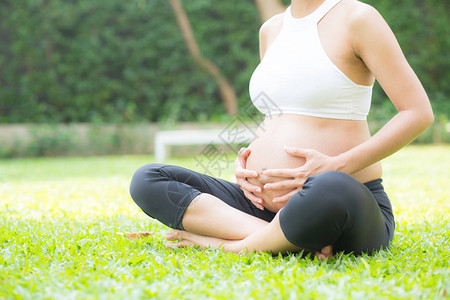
[243,114,380,213]
[246,124,307,213]
[246,144,305,213]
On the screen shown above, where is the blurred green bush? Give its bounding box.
[0,0,448,124]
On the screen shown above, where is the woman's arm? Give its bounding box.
[334,5,434,174]
[262,5,433,200]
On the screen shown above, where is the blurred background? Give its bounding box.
[0,0,448,158]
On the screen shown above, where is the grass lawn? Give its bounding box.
[0,145,449,299]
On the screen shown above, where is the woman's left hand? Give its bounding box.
[262,146,339,203]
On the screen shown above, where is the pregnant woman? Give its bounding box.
[130,0,433,258]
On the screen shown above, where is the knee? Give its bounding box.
[131,163,166,181]
[279,172,361,248]
[304,171,360,206]
[287,171,360,216]
[310,171,356,190]
[129,163,166,202]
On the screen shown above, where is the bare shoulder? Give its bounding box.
[341,0,389,34]
[259,13,284,41]
[258,12,284,59]
[338,0,396,57]
[340,0,382,17]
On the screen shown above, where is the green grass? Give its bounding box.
[0,145,449,299]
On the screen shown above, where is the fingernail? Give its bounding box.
[256,188,261,193]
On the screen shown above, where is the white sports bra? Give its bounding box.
[249,0,373,120]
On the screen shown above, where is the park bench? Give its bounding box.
[154,128,257,161]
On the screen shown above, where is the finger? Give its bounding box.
[238,147,251,159]
[264,180,299,190]
[242,189,264,210]
[235,155,244,168]
[272,189,299,203]
[262,168,297,177]
[238,147,247,155]
[238,179,262,194]
[284,147,311,158]
[236,148,251,170]
[235,169,258,178]
[241,147,251,158]
[236,148,247,167]
[249,199,264,210]
[255,204,264,210]
[244,191,263,204]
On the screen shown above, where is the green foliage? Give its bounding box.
[0,0,448,123]
[25,125,78,156]
[0,124,158,158]
[363,0,450,122]
[0,146,449,298]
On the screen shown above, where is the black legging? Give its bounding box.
[129,164,395,254]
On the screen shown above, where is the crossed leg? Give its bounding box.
[164,192,333,259]
[129,164,334,259]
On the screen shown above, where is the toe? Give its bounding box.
[315,252,326,261]
[321,245,333,257]
[165,230,182,241]
[165,240,193,249]
[165,241,181,249]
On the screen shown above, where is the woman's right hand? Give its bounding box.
[235,147,265,210]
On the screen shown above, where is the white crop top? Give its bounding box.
[249,0,373,120]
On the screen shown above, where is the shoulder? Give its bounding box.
[339,0,382,18]
[258,12,284,59]
[339,1,394,55]
[342,1,390,37]
[259,12,284,40]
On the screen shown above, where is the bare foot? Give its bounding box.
[315,245,333,261]
[165,230,236,251]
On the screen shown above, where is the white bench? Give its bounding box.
[154,129,256,161]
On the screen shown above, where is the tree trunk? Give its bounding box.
[168,0,237,115]
[254,0,286,22]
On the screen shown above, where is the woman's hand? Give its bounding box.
[262,146,339,204]
[235,147,265,210]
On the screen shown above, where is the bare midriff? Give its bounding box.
[246,114,382,213]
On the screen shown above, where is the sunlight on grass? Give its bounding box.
[0,145,449,299]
